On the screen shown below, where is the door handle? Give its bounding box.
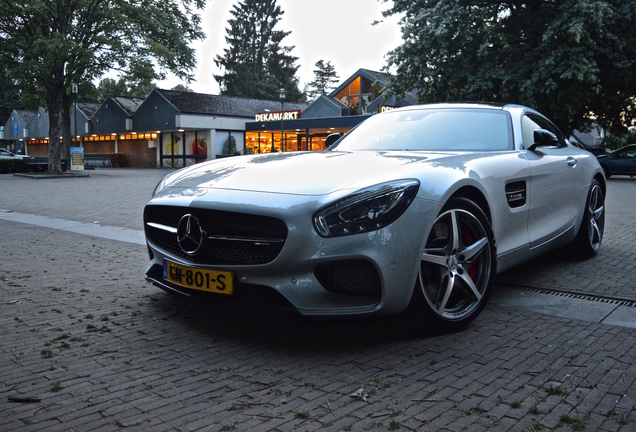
[567,157,577,167]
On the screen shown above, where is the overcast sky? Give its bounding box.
[158,0,404,94]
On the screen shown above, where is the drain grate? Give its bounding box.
[499,283,636,308]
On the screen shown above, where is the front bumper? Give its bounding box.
[144,188,440,317]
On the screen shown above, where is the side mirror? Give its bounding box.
[325,133,343,148]
[529,129,559,151]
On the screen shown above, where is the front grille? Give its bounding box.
[144,205,288,265]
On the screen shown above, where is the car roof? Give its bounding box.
[390,102,541,113]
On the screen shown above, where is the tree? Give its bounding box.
[0,0,204,174]
[97,77,157,99]
[305,60,339,102]
[171,84,193,93]
[0,65,21,125]
[214,0,304,103]
[382,0,636,135]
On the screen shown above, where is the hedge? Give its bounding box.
[0,158,25,174]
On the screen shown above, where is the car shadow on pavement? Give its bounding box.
[145,291,439,353]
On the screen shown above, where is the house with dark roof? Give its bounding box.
[133,88,308,167]
[91,96,144,135]
[2,109,37,154]
[70,102,101,137]
[1,67,418,168]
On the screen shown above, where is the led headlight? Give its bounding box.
[313,180,420,237]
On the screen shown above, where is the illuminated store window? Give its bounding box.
[334,75,382,116]
[216,131,244,157]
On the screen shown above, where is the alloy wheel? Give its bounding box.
[419,207,492,321]
[587,183,605,252]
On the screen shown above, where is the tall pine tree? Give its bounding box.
[214,0,304,103]
[305,60,339,102]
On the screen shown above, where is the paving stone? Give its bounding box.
[3,171,636,431]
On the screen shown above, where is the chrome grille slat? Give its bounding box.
[146,222,178,233]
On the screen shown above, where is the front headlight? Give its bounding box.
[313,180,420,237]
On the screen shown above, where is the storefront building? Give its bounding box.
[1,69,418,167]
[245,69,418,154]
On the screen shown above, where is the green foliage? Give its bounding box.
[603,129,636,150]
[305,60,340,102]
[382,0,636,135]
[96,77,157,99]
[214,0,304,103]
[171,84,193,93]
[0,65,21,122]
[0,0,205,173]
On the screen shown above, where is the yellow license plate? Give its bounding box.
[163,260,234,295]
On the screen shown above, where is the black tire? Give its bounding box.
[408,197,497,333]
[573,179,605,258]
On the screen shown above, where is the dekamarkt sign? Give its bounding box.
[255,110,301,122]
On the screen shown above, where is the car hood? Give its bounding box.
[162,151,458,196]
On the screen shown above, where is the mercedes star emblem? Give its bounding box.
[176,214,204,255]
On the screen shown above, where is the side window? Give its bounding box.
[521,114,567,149]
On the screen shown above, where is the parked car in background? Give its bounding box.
[0,148,28,159]
[144,103,606,332]
[596,144,636,178]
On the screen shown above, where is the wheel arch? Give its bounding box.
[594,172,606,197]
[448,185,492,224]
[599,163,611,178]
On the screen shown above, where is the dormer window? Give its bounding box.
[334,76,382,116]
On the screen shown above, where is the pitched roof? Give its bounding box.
[330,68,420,106]
[156,89,308,118]
[14,109,37,125]
[77,102,101,119]
[111,97,145,116]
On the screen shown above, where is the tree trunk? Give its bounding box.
[62,93,73,165]
[47,90,64,175]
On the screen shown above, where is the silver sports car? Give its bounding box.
[144,103,605,331]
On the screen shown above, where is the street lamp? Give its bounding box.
[279,88,286,152]
[72,83,78,146]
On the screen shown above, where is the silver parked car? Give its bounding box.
[0,148,28,159]
[144,103,605,331]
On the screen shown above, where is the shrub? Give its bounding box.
[0,158,25,174]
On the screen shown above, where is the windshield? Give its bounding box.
[331,108,513,152]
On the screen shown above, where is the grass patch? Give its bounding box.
[388,420,401,431]
[49,382,63,392]
[86,324,111,333]
[560,414,587,431]
[545,384,569,396]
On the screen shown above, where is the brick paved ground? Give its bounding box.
[499,178,636,302]
[1,170,636,431]
[0,169,169,230]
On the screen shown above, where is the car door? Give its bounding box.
[611,147,636,175]
[521,113,588,250]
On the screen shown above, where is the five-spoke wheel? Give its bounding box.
[574,179,605,257]
[411,197,496,331]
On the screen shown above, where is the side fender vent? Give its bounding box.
[505,181,526,208]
